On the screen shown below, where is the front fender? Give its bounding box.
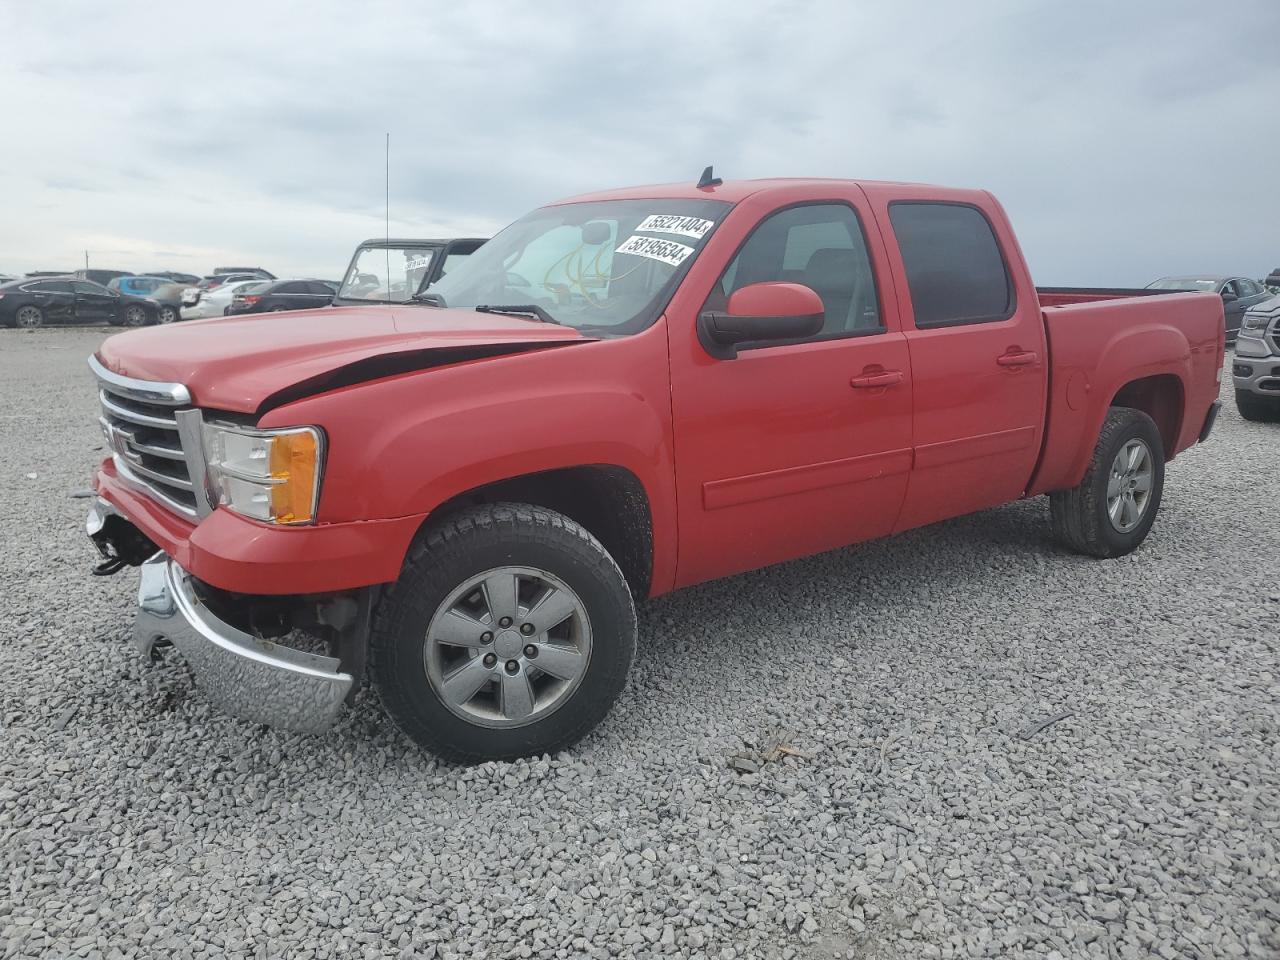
[261,327,678,586]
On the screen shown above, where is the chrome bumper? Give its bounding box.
[134,554,353,733]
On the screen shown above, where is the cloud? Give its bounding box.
[1,0,1277,283]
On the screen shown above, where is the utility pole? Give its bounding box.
[84,250,89,271]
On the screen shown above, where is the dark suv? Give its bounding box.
[225,280,336,315]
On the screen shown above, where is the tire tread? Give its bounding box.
[369,502,636,763]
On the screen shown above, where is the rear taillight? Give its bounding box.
[243,295,261,305]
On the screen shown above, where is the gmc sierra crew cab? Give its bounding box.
[86,175,1225,762]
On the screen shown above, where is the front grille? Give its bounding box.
[92,358,207,519]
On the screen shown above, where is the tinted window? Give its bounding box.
[710,203,882,340]
[276,281,307,294]
[28,280,73,293]
[889,202,1013,327]
[72,280,110,295]
[307,282,334,296]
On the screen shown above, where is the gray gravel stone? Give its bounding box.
[1,328,1277,960]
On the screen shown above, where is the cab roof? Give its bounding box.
[551,177,971,206]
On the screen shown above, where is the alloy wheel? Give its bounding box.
[424,566,592,728]
[1106,438,1154,533]
[15,306,42,328]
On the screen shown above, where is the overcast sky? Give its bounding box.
[2,1,1277,285]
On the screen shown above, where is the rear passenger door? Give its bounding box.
[873,197,1047,531]
[28,280,76,322]
[273,281,309,310]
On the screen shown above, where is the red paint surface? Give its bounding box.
[92,179,1224,598]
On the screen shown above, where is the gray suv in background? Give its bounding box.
[1233,294,1280,421]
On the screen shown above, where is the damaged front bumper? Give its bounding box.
[133,552,354,734]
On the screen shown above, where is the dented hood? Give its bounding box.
[95,305,592,414]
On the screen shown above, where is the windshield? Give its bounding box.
[425,198,730,334]
[339,245,439,303]
[1147,278,1218,291]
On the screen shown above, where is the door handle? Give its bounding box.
[996,350,1038,367]
[850,369,904,388]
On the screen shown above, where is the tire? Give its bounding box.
[1235,389,1280,423]
[1050,406,1165,558]
[122,304,148,327]
[370,503,636,763]
[156,306,178,324]
[14,305,43,328]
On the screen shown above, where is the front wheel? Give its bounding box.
[122,304,148,327]
[156,305,178,324]
[370,503,636,763]
[1050,407,1165,558]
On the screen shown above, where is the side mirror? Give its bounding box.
[698,282,824,359]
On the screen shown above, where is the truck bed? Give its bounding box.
[1027,289,1224,496]
[1036,286,1193,307]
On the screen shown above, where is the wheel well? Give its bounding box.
[1111,374,1184,455]
[421,465,653,598]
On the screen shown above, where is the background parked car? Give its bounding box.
[108,275,172,297]
[143,270,201,284]
[135,282,190,325]
[185,272,270,304]
[225,279,336,315]
[179,279,269,320]
[0,276,155,327]
[74,268,131,287]
[1145,276,1271,342]
[333,237,486,306]
[1265,267,1280,292]
[213,266,275,280]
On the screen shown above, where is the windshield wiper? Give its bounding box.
[410,291,447,306]
[474,304,560,325]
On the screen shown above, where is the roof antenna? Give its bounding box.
[697,165,722,189]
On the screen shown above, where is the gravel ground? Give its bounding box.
[1,325,1277,960]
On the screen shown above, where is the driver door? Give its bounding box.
[72,280,116,324]
[667,190,913,588]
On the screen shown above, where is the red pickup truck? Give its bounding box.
[87,176,1224,761]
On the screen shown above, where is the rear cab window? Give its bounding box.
[888,202,1014,328]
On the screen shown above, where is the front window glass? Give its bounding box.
[340,246,438,303]
[709,203,882,338]
[426,198,730,334]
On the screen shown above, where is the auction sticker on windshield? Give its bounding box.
[615,234,695,267]
[636,214,715,239]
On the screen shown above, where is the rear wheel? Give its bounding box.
[156,305,178,324]
[14,305,43,328]
[370,503,636,763]
[1236,389,1280,423]
[1050,407,1165,558]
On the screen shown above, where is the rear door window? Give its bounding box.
[888,202,1014,328]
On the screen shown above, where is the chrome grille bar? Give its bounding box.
[90,356,211,520]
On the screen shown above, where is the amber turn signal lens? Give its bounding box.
[268,430,319,524]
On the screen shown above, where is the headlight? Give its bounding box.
[1239,313,1271,335]
[202,422,324,524]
